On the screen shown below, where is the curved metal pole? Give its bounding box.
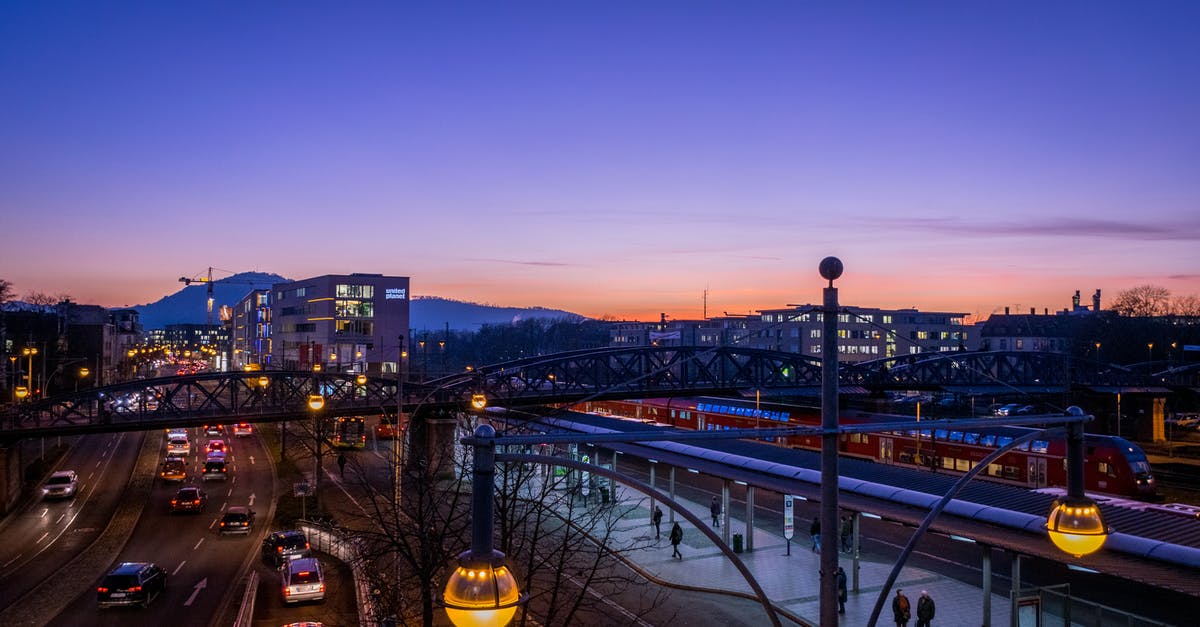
[494,451,783,627]
[866,429,1050,627]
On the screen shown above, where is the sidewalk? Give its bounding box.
[602,486,1013,627]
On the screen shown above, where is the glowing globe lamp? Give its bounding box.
[308,394,325,411]
[471,393,487,411]
[1046,496,1107,557]
[443,554,521,627]
[355,374,367,386]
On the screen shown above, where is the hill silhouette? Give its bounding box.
[133,272,585,330]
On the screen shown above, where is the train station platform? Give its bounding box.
[604,488,1012,627]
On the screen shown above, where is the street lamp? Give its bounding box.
[308,394,325,411]
[443,424,523,627]
[22,347,38,397]
[76,367,90,392]
[1094,342,1101,361]
[1147,342,1154,365]
[1046,413,1108,557]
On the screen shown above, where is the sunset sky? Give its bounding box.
[2,2,1198,322]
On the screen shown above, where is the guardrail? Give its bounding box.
[298,519,377,627]
[232,570,258,627]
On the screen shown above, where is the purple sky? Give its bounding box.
[2,2,1198,321]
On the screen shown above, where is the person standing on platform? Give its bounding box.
[652,505,663,540]
[840,515,853,552]
[836,566,848,614]
[892,589,911,627]
[916,590,935,627]
[810,517,821,552]
[669,522,683,559]
[710,496,721,527]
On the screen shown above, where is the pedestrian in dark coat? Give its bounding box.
[840,515,853,552]
[337,452,347,477]
[669,522,683,559]
[810,517,821,552]
[652,505,663,539]
[710,496,721,527]
[892,589,911,627]
[836,566,848,614]
[916,590,935,627]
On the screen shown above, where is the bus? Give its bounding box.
[330,417,367,449]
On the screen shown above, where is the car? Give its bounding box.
[167,435,191,456]
[206,439,226,455]
[170,486,208,513]
[218,506,255,535]
[262,530,311,566]
[203,424,223,437]
[993,403,1023,416]
[160,458,187,482]
[202,458,228,481]
[97,562,167,608]
[42,470,79,499]
[281,557,325,604]
[376,415,398,439]
[232,422,253,437]
[1014,405,1037,416]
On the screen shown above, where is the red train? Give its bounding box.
[572,397,1157,499]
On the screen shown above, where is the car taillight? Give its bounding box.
[283,587,291,596]
[277,546,284,553]
[193,499,201,505]
[171,500,178,506]
[319,583,326,592]
[220,521,226,527]
[129,586,142,592]
[305,542,310,549]
[97,587,108,593]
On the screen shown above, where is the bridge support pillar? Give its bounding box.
[745,485,755,552]
[0,441,19,515]
[668,466,676,523]
[409,407,459,483]
[981,543,993,627]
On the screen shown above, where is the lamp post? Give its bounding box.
[76,367,90,392]
[818,256,842,627]
[1094,342,1101,362]
[22,347,38,398]
[1147,342,1154,366]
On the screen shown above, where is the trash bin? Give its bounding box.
[733,533,744,553]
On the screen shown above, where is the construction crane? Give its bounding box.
[179,267,222,327]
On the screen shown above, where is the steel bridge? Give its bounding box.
[2,346,1196,440]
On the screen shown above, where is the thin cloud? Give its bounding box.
[881,216,1200,241]
[469,258,578,267]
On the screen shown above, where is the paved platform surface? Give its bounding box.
[604,487,1013,627]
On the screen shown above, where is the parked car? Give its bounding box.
[218,507,255,535]
[202,459,228,481]
[170,486,208,513]
[281,557,325,604]
[262,530,311,566]
[42,470,79,499]
[97,562,167,608]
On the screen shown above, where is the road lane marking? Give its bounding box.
[55,514,65,524]
[227,488,234,497]
[40,508,48,518]
[36,532,49,543]
[193,538,204,550]
[173,561,187,575]
[96,460,102,468]
[2,554,22,568]
[183,578,207,606]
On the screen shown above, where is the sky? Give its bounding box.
[2,1,1198,322]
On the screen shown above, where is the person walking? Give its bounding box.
[669,522,683,559]
[836,566,848,615]
[892,589,911,627]
[916,590,935,627]
[810,517,821,552]
[840,515,853,553]
[337,452,347,477]
[710,496,721,527]
[652,505,663,540]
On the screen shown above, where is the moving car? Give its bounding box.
[232,422,253,437]
[202,458,228,481]
[167,434,191,456]
[206,439,226,455]
[262,530,311,566]
[281,557,325,604]
[160,457,187,482]
[218,506,255,535]
[97,562,167,608]
[170,486,208,513]
[204,424,223,437]
[42,470,79,499]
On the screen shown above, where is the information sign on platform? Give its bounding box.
[783,495,794,540]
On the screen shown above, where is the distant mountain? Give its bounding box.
[410,296,585,331]
[132,272,586,331]
[135,272,286,329]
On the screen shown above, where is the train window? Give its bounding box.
[698,403,708,412]
[987,463,1003,477]
[949,431,964,442]
[1031,440,1049,454]
[1003,466,1020,480]
[980,434,996,447]
[942,457,955,470]
[964,433,980,445]
[920,429,933,439]
[906,430,918,437]
[997,436,1013,448]
[1017,441,1030,451]
[1098,462,1117,478]
[955,459,970,472]
[935,429,949,440]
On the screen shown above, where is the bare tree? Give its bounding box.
[0,279,13,305]
[23,291,68,306]
[1173,294,1200,316]
[1111,284,1172,317]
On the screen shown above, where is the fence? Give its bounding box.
[1014,585,1175,627]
